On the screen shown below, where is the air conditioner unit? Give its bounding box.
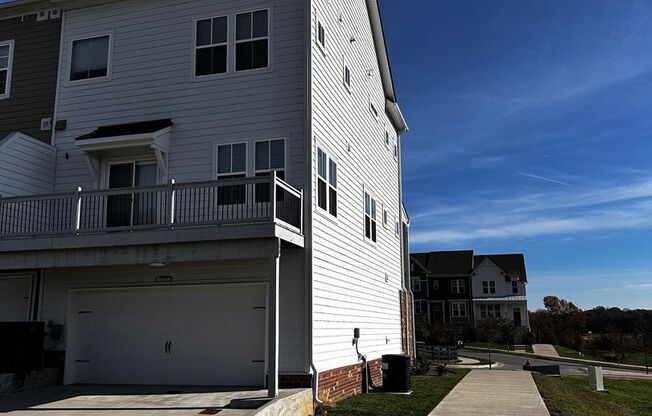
[49,9,62,20]
[40,118,53,131]
[36,10,48,21]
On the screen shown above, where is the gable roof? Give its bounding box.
[365,0,408,134]
[411,250,474,275]
[474,254,527,282]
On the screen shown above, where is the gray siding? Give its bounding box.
[53,0,307,193]
[0,14,61,144]
[0,133,55,196]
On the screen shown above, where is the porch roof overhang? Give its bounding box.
[75,119,173,183]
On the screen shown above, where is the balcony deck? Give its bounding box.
[0,175,304,253]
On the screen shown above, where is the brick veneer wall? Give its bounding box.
[317,359,382,402]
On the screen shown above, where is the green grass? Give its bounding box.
[466,342,533,353]
[554,345,651,367]
[321,371,469,416]
[534,374,652,416]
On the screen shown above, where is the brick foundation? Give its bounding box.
[317,359,382,402]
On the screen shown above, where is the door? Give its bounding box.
[513,307,522,327]
[106,162,158,227]
[66,284,266,386]
[0,275,32,321]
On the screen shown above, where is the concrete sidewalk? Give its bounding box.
[532,344,560,357]
[429,370,550,416]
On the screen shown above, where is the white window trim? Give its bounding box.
[343,59,352,93]
[254,138,286,177]
[193,14,230,79]
[316,145,338,218]
[382,205,389,228]
[512,281,519,294]
[100,158,159,189]
[369,99,379,121]
[394,214,399,238]
[393,136,399,161]
[384,128,391,149]
[451,279,465,294]
[215,141,248,178]
[0,39,15,100]
[234,8,271,74]
[490,280,496,294]
[451,301,467,318]
[316,19,326,54]
[363,188,378,244]
[67,32,114,86]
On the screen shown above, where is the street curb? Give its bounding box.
[464,346,649,372]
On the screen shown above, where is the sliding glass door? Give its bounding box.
[106,162,158,228]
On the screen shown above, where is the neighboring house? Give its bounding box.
[410,250,474,338]
[0,0,410,404]
[471,254,529,341]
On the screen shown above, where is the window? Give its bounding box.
[512,281,519,294]
[393,137,399,160]
[383,208,389,227]
[451,279,465,294]
[217,142,247,205]
[317,148,337,217]
[411,277,421,292]
[70,35,110,81]
[481,304,502,318]
[489,281,496,294]
[0,40,14,99]
[384,130,390,148]
[369,101,379,120]
[364,191,377,242]
[343,64,351,91]
[395,216,400,237]
[317,21,326,49]
[432,279,439,291]
[236,9,269,71]
[414,300,425,315]
[482,281,496,294]
[255,139,285,202]
[196,16,228,76]
[451,302,467,318]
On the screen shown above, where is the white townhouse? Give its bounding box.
[471,254,530,341]
[0,0,410,404]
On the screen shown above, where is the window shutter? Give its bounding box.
[270,139,285,169]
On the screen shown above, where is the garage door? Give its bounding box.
[65,283,267,386]
[0,275,32,321]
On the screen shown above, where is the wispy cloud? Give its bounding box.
[517,171,573,187]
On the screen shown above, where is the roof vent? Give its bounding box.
[40,118,52,131]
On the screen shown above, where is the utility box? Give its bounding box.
[588,366,605,391]
[381,354,412,393]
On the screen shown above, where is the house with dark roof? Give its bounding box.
[410,250,474,338]
[471,254,529,341]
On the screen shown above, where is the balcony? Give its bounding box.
[0,174,303,248]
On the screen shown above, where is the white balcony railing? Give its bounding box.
[0,174,303,239]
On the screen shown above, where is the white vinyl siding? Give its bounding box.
[0,133,55,196]
[0,40,14,99]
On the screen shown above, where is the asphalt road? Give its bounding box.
[458,349,652,380]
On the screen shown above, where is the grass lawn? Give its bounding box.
[534,374,652,416]
[554,345,651,368]
[466,342,533,353]
[321,371,469,416]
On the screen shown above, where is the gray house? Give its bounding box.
[0,0,411,404]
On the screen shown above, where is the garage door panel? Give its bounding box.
[68,284,266,386]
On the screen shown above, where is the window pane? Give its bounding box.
[318,179,327,210]
[236,12,252,41]
[317,149,326,178]
[135,164,157,186]
[252,39,268,69]
[210,45,227,74]
[365,216,370,238]
[197,19,212,46]
[0,71,6,94]
[217,145,232,174]
[0,57,8,69]
[371,199,376,218]
[89,35,109,78]
[328,159,337,187]
[364,192,370,214]
[252,10,268,38]
[270,139,285,169]
[0,45,8,58]
[371,221,376,242]
[329,188,337,216]
[71,38,91,80]
[231,143,246,172]
[236,42,253,71]
[212,16,228,44]
[196,48,212,76]
[255,141,270,171]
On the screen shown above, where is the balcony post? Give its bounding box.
[299,189,304,234]
[168,179,175,228]
[270,171,277,223]
[73,187,82,234]
[267,239,280,398]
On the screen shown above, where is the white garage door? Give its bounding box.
[66,283,267,386]
[0,275,32,321]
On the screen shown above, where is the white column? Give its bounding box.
[268,241,280,398]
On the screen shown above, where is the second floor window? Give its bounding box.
[343,64,351,91]
[217,142,247,205]
[0,41,13,98]
[451,279,465,294]
[482,281,496,294]
[317,148,337,217]
[317,21,326,49]
[411,277,421,292]
[236,9,269,71]
[196,16,228,76]
[364,191,377,242]
[512,280,519,294]
[255,139,285,202]
[70,35,110,81]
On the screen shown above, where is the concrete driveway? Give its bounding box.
[0,385,280,415]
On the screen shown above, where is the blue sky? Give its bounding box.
[381,0,652,310]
